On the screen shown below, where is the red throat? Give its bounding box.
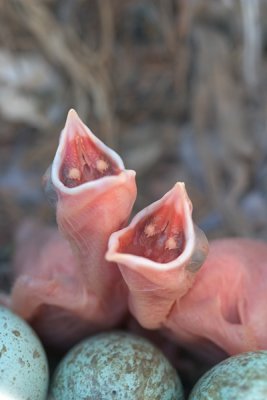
[60,135,121,188]
[117,203,185,263]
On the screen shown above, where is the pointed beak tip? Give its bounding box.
[168,182,184,199]
[62,109,84,139]
[67,107,77,119]
[174,181,190,198]
[164,181,192,212]
[68,108,77,116]
[175,181,185,190]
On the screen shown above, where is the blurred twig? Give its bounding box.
[159,0,192,113]
[8,0,116,146]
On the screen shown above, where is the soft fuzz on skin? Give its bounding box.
[107,183,267,356]
[7,110,137,347]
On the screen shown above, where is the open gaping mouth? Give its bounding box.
[60,134,122,188]
[52,109,124,191]
[116,197,186,264]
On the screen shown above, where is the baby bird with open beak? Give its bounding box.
[8,110,137,347]
[107,183,267,356]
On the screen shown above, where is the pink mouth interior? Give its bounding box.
[60,135,121,188]
[118,204,185,263]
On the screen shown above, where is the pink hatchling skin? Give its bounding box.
[10,221,94,347]
[6,110,137,348]
[106,183,267,356]
[165,238,267,355]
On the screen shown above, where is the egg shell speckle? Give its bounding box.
[0,306,49,400]
[189,351,267,400]
[50,331,184,400]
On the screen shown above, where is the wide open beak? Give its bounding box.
[106,182,209,329]
[51,109,128,192]
[49,109,137,317]
[10,110,137,348]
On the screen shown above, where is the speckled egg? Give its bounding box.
[189,351,267,400]
[0,306,49,400]
[50,331,183,400]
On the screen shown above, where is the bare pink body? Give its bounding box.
[7,110,137,347]
[107,183,267,356]
[166,238,267,355]
[4,110,266,355]
[10,221,93,346]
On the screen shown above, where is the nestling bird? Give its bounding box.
[4,110,137,347]
[107,183,267,356]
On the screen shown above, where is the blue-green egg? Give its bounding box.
[50,331,183,400]
[0,306,49,399]
[189,351,267,399]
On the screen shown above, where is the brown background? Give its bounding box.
[0,0,267,393]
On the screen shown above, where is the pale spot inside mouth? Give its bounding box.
[165,237,178,250]
[144,223,156,237]
[60,135,121,188]
[96,159,109,173]
[68,168,81,180]
[118,204,185,263]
